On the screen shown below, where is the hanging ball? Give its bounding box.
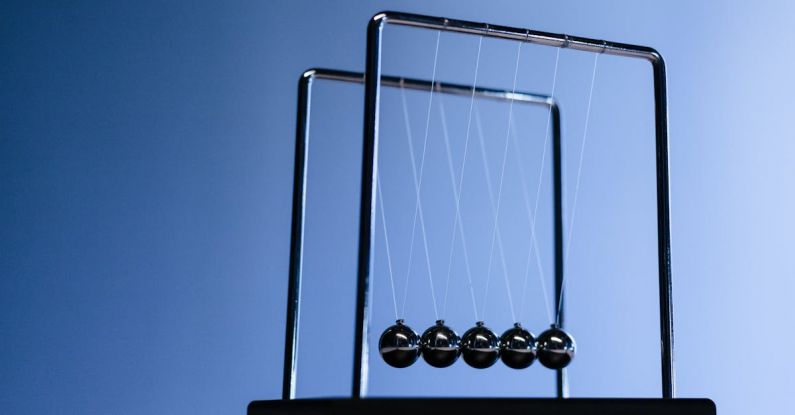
[420,320,461,368]
[378,319,420,368]
[460,321,500,369]
[499,322,537,369]
[536,325,576,369]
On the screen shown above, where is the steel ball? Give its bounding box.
[499,322,537,369]
[536,325,576,369]
[420,320,461,368]
[378,319,420,368]
[460,321,500,369]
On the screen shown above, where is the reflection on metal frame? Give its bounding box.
[283,67,563,400]
[356,11,673,399]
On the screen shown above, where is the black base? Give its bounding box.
[248,398,716,415]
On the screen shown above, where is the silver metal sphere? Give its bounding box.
[536,325,576,369]
[420,320,460,368]
[499,322,536,369]
[460,321,500,369]
[378,319,420,368]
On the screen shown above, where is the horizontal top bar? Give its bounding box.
[303,68,556,108]
[372,11,663,64]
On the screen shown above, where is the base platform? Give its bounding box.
[248,398,716,415]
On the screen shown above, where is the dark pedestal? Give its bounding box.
[248,398,716,415]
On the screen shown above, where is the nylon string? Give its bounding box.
[556,52,600,326]
[437,97,480,322]
[376,173,399,319]
[481,36,526,323]
[398,30,442,319]
[516,47,561,324]
[439,35,483,321]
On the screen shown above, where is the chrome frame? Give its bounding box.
[354,11,673,399]
[283,67,564,399]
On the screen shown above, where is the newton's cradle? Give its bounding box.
[249,11,715,415]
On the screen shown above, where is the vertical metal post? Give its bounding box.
[352,15,385,399]
[282,71,313,400]
[651,55,675,399]
[550,103,568,398]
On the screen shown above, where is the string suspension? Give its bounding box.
[378,31,444,369]
[439,35,483,322]
[467,103,526,325]
[480,34,527,323]
[379,26,600,372]
[419,35,488,368]
[398,31,442,320]
[556,52,600,326]
[516,47,561,325]
[437,97,479,322]
[376,174,399,320]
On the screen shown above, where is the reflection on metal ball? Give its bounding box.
[420,320,460,368]
[499,322,536,369]
[460,321,500,369]
[378,319,420,368]
[537,325,576,369]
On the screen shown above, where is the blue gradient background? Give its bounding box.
[2,1,794,414]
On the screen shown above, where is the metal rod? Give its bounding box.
[354,20,384,398]
[551,104,567,398]
[303,68,555,106]
[653,57,675,399]
[301,68,557,105]
[361,10,673,399]
[282,71,312,400]
[371,11,662,64]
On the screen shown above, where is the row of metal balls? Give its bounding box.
[378,319,575,370]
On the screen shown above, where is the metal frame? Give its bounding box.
[355,11,673,399]
[283,67,564,399]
